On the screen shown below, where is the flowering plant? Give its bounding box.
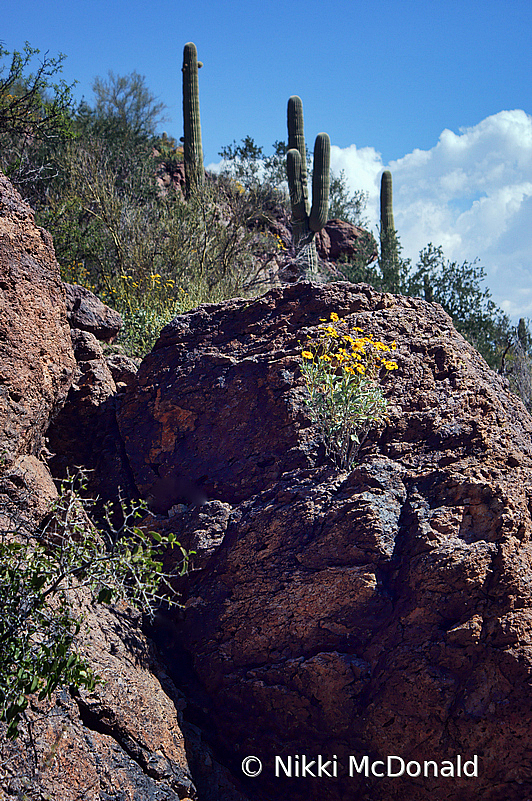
[300,312,398,469]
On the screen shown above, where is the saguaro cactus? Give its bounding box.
[182,42,204,197]
[286,95,330,275]
[379,170,401,292]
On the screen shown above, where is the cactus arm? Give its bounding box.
[182,42,204,196]
[287,96,309,215]
[309,133,330,233]
[286,148,307,221]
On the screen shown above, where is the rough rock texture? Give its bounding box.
[47,329,117,473]
[0,172,75,465]
[0,453,59,534]
[156,158,187,196]
[317,218,378,263]
[120,281,532,801]
[106,351,140,389]
[63,282,123,342]
[46,329,138,504]
[0,171,198,801]
[117,288,323,507]
[0,600,195,801]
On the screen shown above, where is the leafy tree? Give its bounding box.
[328,169,369,227]
[263,139,290,188]
[219,135,266,189]
[91,70,168,138]
[0,42,75,188]
[404,243,514,369]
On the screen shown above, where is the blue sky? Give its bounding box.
[3,0,532,321]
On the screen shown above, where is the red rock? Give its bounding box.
[317,218,378,263]
[118,281,532,801]
[0,172,75,465]
[63,282,123,342]
[0,172,199,801]
[0,601,195,800]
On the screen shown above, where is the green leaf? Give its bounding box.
[97,586,114,604]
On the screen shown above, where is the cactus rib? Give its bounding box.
[182,42,204,197]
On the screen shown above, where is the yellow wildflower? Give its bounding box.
[330,312,339,322]
[302,351,314,360]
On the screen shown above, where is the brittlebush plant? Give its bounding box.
[301,312,398,469]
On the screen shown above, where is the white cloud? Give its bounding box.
[335,109,532,322]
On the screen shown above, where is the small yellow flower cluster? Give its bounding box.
[274,233,287,252]
[121,274,141,289]
[61,260,99,293]
[299,311,399,470]
[118,272,185,294]
[303,312,398,376]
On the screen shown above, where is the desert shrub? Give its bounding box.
[36,125,274,355]
[0,42,75,192]
[0,473,187,739]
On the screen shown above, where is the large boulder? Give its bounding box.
[120,281,532,801]
[0,172,199,801]
[63,282,123,342]
[0,172,75,465]
[317,218,378,264]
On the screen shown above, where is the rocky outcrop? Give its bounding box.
[5,158,532,800]
[317,218,378,264]
[46,328,132,500]
[47,294,136,498]
[119,281,532,801]
[0,172,198,800]
[0,172,75,466]
[63,282,123,342]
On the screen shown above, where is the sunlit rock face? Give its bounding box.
[0,172,196,801]
[121,280,532,801]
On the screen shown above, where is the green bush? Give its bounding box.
[0,473,188,739]
[0,42,75,192]
[36,123,274,355]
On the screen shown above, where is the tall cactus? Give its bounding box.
[380,170,395,233]
[286,96,330,275]
[379,170,401,292]
[182,42,204,197]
